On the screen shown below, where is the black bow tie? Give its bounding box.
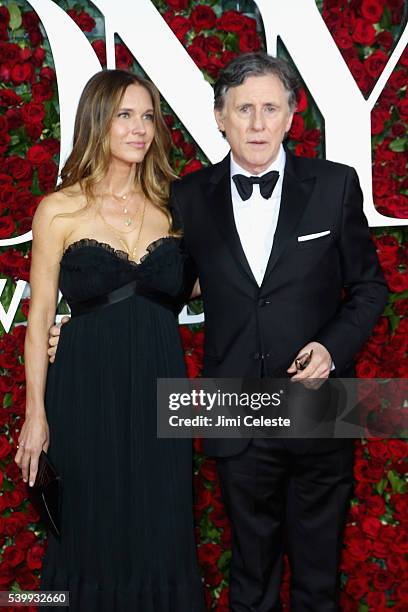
[232,170,280,201]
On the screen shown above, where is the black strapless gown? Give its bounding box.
[40,237,204,612]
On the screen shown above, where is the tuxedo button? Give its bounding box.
[253,352,262,360]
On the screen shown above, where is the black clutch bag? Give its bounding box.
[28,450,62,538]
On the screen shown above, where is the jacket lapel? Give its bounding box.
[207,154,258,286]
[262,150,316,283]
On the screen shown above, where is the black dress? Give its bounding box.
[40,237,204,611]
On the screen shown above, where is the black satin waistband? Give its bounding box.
[69,279,179,317]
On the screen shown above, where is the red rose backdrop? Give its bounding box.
[0,0,407,610]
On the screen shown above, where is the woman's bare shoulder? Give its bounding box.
[34,185,86,224]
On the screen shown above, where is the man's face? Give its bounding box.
[215,74,294,175]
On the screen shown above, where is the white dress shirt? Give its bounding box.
[230,144,286,286]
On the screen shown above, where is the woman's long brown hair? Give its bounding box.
[56,69,178,231]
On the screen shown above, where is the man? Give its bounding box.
[50,53,387,610]
[170,53,387,611]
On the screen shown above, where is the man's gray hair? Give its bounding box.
[214,52,299,112]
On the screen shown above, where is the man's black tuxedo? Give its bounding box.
[172,150,388,455]
[171,149,388,611]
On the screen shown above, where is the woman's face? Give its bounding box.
[109,83,155,165]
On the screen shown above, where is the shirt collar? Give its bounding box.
[230,143,286,179]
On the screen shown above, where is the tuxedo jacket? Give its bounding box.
[171,149,388,457]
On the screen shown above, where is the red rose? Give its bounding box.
[191,5,217,33]
[200,459,217,481]
[347,58,370,93]
[356,358,378,378]
[27,144,52,165]
[165,14,191,42]
[0,41,20,64]
[0,132,10,155]
[26,121,44,140]
[22,10,39,30]
[371,109,389,134]
[296,88,308,113]
[0,88,21,107]
[391,531,408,554]
[220,50,238,67]
[345,575,369,599]
[361,0,384,23]
[376,30,394,50]
[16,566,40,590]
[171,129,184,148]
[10,62,34,84]
[166,0,189,9]
[353,19,376,45]
[21,101,46,126]
[2,546,25,568]
[182,142,196,159]
[188,45,208,69]
[295,143,317,158]
[115,43,133,69]
[361,516,381,538]
[238,31,262,53]
[39,66,55,82]
[387,440,408,459]
[387,551,408,575]
[205,56,224,79]
[92,40,106,65]
[367,591,387,609]
[32,47,46,67]
[67,9,96,32]
[0,215,14,237]
[181,159,203,176]
[15,530,37,550]
[5,155,32,182]
[365,50,388,78]
[365,495,386,516]
[204,35,223,54]
[0,6,10,28]
[26,544,45,570]
[195,486,213,514]
[288,114,304,140]
[38,161,58,191]
[32,81,54,102]
[217,10,248,33]
[332,26,354,50]
[197,542,221,566]
[302,128,321,147]
[5,107,22,130]
[372,569,395,590]
[3,511,28,535]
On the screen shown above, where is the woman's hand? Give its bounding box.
[15,412,50,486]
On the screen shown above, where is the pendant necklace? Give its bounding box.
[98,194,147,262]
[105,189,136,227]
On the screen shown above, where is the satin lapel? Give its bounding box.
[207,155,258,286]
[262,153,316,283]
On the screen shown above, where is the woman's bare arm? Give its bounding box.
[15,194,67,486]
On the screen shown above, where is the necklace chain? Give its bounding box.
[103,189,137,226]
[98,193,147,262]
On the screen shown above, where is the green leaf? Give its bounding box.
[388,313,401,333]
[3,393,12,409]
[8,2,22,31]
[387,470,407,494]
[358,604,369,612]
[380,6,392,30]
[375,478,387,495]
[389,138,407,153]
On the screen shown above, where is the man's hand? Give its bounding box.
[48,316,70,363]
[287,341,332,389]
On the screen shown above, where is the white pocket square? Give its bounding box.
[297,230,331,242]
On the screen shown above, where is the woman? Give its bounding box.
[15,70,204,611]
